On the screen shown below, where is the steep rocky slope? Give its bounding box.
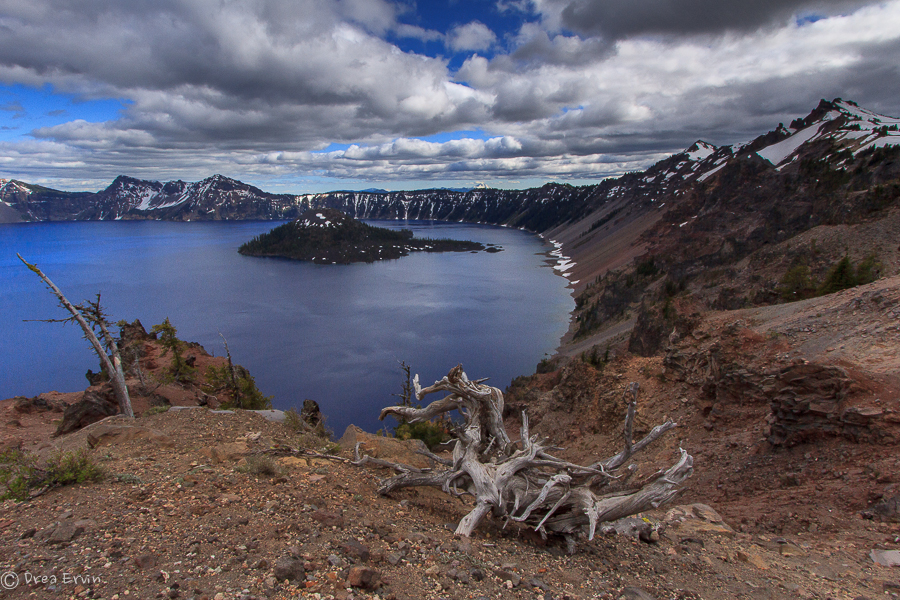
[563,100,900,355]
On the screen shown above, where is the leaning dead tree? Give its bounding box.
[18,254,134,419]
[356,364,692,548]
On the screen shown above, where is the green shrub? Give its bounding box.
[817,256,856,296]
[662,297,676,321]
[0,449,34,500]
[388,361,452,449]
[236,455,283,478]
[204,364,273,410]
[0,448,104,501]
[855,253,881,285]
[580,345,609,369]
[229,368,272,410]
[536,356,558,374]
[664,277,685,298]
[284,408,305,433]
[394,420,451,449]
[815,253,881,297]
[151,318,196,383]
[143,405,170,417]
[780,253,883,302]
[635,257,659,277]
[778,264,817,301]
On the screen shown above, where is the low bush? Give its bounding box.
[394,420,451,449]
[151,318,197,383]
[778,264,817,301]
[284,408,306,432]
[236,455,283,478]
[779,253,882,303]
[0,448,104,501]
[204,364,272,410]
[143,405,170,417]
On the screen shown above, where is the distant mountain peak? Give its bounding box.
[0,179,31,197]
[685,141,717,161]
[754,97,900,168]
[204,173,236,184]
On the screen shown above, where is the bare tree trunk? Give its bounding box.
[18,254,134,419]
[359,364,693,547]
[219,332,241,407]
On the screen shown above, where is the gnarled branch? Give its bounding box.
[359,365,693,546]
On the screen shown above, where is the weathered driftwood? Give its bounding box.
[357,365,692,547]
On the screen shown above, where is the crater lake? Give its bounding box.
[1,220,574,434]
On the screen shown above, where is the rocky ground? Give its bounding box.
[0,384,898,600]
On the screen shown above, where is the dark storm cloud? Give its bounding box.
[554,0,873,38]
[0,0,899,190]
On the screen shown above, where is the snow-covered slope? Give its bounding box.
[752,99,900,169]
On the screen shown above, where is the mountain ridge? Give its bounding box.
[3,98,896,232]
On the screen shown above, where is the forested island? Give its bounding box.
[238,208,498,263]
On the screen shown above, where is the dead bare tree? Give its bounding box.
[356,364,692,550]
[18,254,134,419]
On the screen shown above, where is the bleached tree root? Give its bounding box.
[362,365,692,545]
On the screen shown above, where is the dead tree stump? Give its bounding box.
[356,364,693,548]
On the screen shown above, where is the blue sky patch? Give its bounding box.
[0,84,128,142]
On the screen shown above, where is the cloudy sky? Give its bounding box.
[1,0,899,193]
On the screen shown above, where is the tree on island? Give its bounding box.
[17,254,134,419]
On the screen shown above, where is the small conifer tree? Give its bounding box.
[151,318,195,382]
[817,256,857,296]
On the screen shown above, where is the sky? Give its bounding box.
[1,0,899,194]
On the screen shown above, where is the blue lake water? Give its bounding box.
[0,220,574,435]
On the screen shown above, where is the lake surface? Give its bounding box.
[0,220,574,434]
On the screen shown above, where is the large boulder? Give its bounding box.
[118,319,154,346]
[54,388,118,436]
[13,394,66,414]
[301,399,323,427]
[339,425,432,469]
[85,423,174,449]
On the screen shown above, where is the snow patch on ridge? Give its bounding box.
[757,123,823,166]
[135,187,157,211]
[697,162,726,182]
[0,179,32,196]
[686,141,716,162]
